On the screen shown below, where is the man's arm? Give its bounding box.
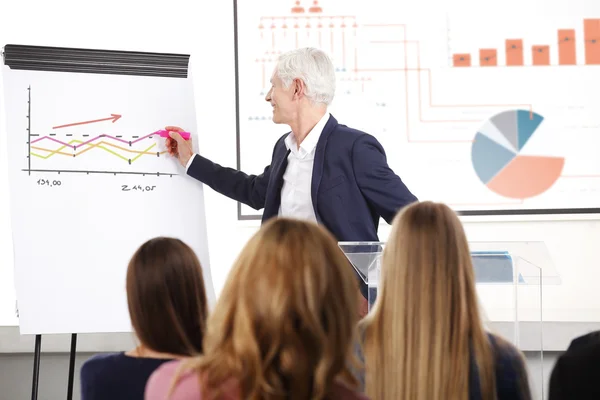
[186,154,270,210]
[351,134,417,224]
[166,126,275,211]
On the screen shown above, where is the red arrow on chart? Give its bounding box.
[52,114,122,129]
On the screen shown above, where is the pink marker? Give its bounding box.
[154,130,191,140]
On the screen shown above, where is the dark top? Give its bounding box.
[187,114,417,242]
[80,352,174,400]
[469,333,531,400]
[549,330,600,400]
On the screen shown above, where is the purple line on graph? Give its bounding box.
[30,133,156,148]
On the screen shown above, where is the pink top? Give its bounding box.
[145,360,370,400]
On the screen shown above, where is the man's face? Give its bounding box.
[265,72,295,124]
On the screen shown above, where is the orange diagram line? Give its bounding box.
[31,147,72,156]
[32,141,167,157]
[259,21,534,144]
[352,24,534,143]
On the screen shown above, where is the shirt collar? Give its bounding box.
[284,112,330,157]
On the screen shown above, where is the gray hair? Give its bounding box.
[275,47,336,105]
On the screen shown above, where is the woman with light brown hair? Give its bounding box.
[81,237,209,400]
[145,218,369,400]
[360,201,531,400]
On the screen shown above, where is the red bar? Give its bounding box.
[479,49,497,66]
[453,54,471,67]
[506,39,524,66]
[532,45,550,66]
[584,19,600,65]
[558,29,576,65]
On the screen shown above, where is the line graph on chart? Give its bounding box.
[22,86,177,177]
[31,134,164,162]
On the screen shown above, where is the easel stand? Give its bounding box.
[30,333,78,400]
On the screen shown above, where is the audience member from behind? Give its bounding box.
[359,201,531,400]
[548,330,600,399]
[145,218,369,400]
[80,237,209,400]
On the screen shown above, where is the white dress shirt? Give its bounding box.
[185,112,330,222]
[278,112,330,221]
[185,155,196,171]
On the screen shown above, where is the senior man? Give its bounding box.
[166,47,418,308]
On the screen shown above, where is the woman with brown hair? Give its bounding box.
[360,201,531,400]
[80,237,209,400]
[145,218,368,400]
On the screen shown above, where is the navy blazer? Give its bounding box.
[187,114,417,242]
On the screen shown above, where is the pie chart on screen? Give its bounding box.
[471,109,564,199]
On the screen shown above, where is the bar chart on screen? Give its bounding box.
[449,15,600,68]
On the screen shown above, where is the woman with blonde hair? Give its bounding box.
[145,218,369,400]
[360,201,531,400]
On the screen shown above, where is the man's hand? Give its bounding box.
[165,125,194,167]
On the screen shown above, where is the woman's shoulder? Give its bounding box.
[82,351,124,366]
[82,352,174,378]
[487,333,523,362]
[145,360,209,400]
[81,352,126,378]
[487,333,531,400]
[486,333,527,377]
